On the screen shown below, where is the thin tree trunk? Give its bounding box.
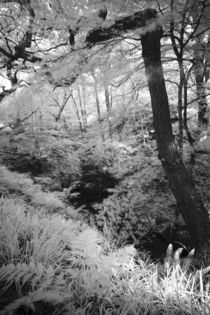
[71,94,84,132]
[194,39,209,128]
[183,77,195,165]
[94,82,102,122]
[169,0,191,153]
[104,86,112,139]
[77,86,87,132]
[177,62,185,152]
[55,89,72,122]
[94,83,105,141]
[92,73,105,141]
[141,24,210,249]
[191,1,209,128]
[81,82,88,130]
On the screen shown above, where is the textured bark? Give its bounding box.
[194,39,209,127]
[190,0,210,127]
[177,62,184,151]
[141,23,210,248]
[183,81,195,165]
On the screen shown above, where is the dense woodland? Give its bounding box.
[0,0,210,314]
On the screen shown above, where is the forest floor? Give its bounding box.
[0,126,210,314]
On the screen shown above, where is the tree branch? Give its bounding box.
[85,8,158,46]
[49,8,158,87]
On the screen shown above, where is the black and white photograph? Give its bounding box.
[0,0,210,314]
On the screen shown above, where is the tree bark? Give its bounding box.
[190,0,210,128]
[183,76,195,165]
[194,38,209,128]
[177,62,184,152]
[141,23,210,248]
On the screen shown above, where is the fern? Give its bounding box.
[0,166,74,212]
[1,196,210,314]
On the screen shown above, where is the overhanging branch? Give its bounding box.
[49,8,158,87]
[85,8,158,46]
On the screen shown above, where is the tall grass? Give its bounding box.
[0,197,210,314]
[0,165,77,218]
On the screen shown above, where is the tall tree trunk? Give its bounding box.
[141,24,210,248]
[54,89,72,122]
[183,77,195,165]
[177,61,185,152]
[104,86,112,139]
[92,73,105,141]
[81,82,88,130]
[71,94,84,132]
[93,82,105,141]
[77,86,87,132]
[194,38,209,128]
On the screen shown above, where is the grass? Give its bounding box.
[0,165,77,217]
[0,197,210,315]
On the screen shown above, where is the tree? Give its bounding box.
[169,0,195,151]
[70,92,85,132]
[52,88,72,122]
[1,1,210,249]
[104,86,112,139]
[191,0,210,128]
[141,14,210,249]
[76,7,210,248]
[92,71,105,141]
[169,0,210,132]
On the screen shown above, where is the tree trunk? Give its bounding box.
[81,82,88,130]
[71,94,85,132]
[77,86,87,132]
[141,24,210,248]
[55,89,72,122]
[194,39,209,128]
[177,61,184,152]
[104,86,112,139]
[191,1,209,128]
[92,73,105,141]
[183,77,195,165]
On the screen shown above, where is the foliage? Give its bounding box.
[88,141,188,256]
[0,0,210,312]
[0,128,81,188]
[0,166,77,218]
[0,197,210,314]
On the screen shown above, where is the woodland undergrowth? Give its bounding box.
[0,132,210,314]
[0,195,210,314]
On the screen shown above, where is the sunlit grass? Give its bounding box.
[0,197,210,315]
[0,165,77,216]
